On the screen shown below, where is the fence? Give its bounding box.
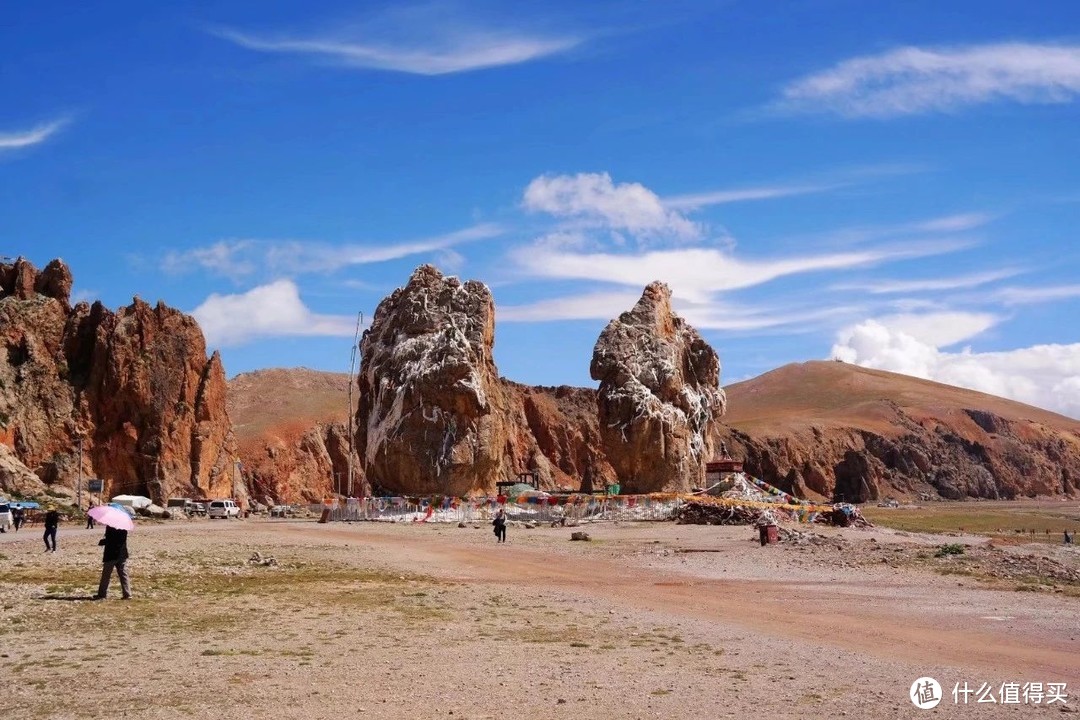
[318,472,840,526]
[321,494,688,525]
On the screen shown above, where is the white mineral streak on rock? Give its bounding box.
[356,265,511,496]
[590,282,726,493]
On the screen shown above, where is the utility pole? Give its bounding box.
[76,437,83,510]
[347,311,363,498]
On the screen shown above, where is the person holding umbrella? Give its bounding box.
[89,504,134,600]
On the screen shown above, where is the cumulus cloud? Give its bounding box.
[832,319,1080,418]
[779,42,1080,117]
[193,280,356,347]
[211,8,580,76]
[523,172,700,240]
[0,118,68,150]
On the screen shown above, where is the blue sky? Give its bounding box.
[3,0,1079,418]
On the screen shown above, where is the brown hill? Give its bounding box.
[718,361,1080,502]
[228,360,1079,504]
[227,368,361,505]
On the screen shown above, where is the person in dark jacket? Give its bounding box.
[85,502,96,530]
[492,508,507,543]
[12,506,24,531]
[93,525,132,600]
[43,507,59,552]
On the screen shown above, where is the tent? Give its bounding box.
[10,501,40,509]
[107,503,137,518]
[110,495,152,509]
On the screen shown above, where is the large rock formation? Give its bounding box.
[590,282,727,493]
[228,368,363,504]
[0,257,243,504]
[356,265,513,496]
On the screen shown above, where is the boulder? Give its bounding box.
[356,265,513,496]
[590,282,726,493]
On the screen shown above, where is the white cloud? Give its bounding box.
[193,280,356,346]
[523,172,700,240]
[0,118,68,150]
[870,311,1000,347]
[664,182,841,210]
[910,213,994,233]
[498,290,643,322]
[162,223,500,278]
[996,284,1080,305]
[832,319,1080,419]
[511,241,957,304]
[162,240,258,279]
[212,18,579,75]
[832,269,1019,294]
[780,42,1080,118]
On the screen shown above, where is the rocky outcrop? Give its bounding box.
[0,257,242,504]
[228,369,363,504]
[590,282,726,493]
[502,382,616,493]
[357,265,513,496]
[241,421,358,504]
[719,362,1080,501]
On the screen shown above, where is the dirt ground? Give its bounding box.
[1,514,1077,719]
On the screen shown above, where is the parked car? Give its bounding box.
[207,499,240,519]
[0,502,13,533]
[186,501,207,517]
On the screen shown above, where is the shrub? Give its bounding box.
[935,543,965,557]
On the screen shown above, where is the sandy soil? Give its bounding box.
[1,517,1077,719]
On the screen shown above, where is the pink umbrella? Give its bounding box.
[88,504,135,531]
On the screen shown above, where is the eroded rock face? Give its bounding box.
[502,381,616,492]
[590,282,727,493]
[718,361,1080,501]
[0,258,243,504]
[357,265,512,496]
[228,368,364,504]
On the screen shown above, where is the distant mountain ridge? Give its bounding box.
[229,360,1079,503]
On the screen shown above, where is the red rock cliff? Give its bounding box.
[0,257,243,504]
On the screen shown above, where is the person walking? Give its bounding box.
[12,505,23,532]
[94,525,132,600]
[492,508,507,544]
[85,502,96,530]
[43,506,59,552]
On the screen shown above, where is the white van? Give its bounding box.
[207,499,241,520]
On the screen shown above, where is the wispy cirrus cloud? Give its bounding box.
[0,118,69,150]
[995,284,1080,305]
[162,223,502,279]
[193,279,356,347]
[510,171,976,323]
[511,241,964,305]
[664,182,843,210]
[211,8,581,76]
[832,269,1020,295]
[778,42,1080,118]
